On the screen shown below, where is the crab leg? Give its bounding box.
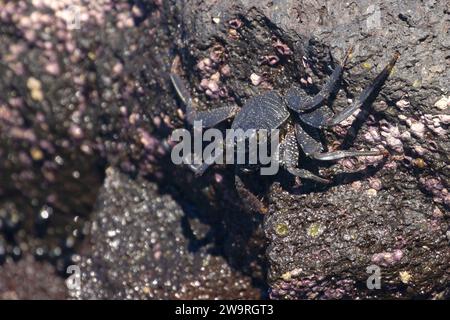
[234,172,268,214]
[170,73,240,128]
[286,46,353,113]
[311,149,383,161]
[282,127,330,183]
[189,151,222,176]
[295,120,384,161]
[326,52,400,126]
[186,159,213,177]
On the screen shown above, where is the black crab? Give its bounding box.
[171,47,399,212]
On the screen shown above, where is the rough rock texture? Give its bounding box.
[0,0,448,299]
[266,181,449,299]
[71,167,264,299]
[1,0,267,299]
[0,254,67,299]
[0,0,178,272]
[174,0,449,299]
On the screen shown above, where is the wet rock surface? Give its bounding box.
[0,253,67,299]
[0,0,178,275]
[266,180,449,299]
[175,0,449,299]
[71,167,264,299]
[0,0,448,299]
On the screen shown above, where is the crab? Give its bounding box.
[171,47,399,213]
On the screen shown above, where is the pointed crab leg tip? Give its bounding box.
[311,176,331,184]
[343,46,354,64]
[346,46,354,56]
[381,149,390,157]
[370,149,390,158]
[388,52,401,69]
[259,206,269,214]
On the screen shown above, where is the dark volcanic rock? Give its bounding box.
[174,0,449,298]
[265,179,449,299]
[0,254,67,299]
[0,0,448,299]
[0,0,178,271]
[71,167,264,299]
